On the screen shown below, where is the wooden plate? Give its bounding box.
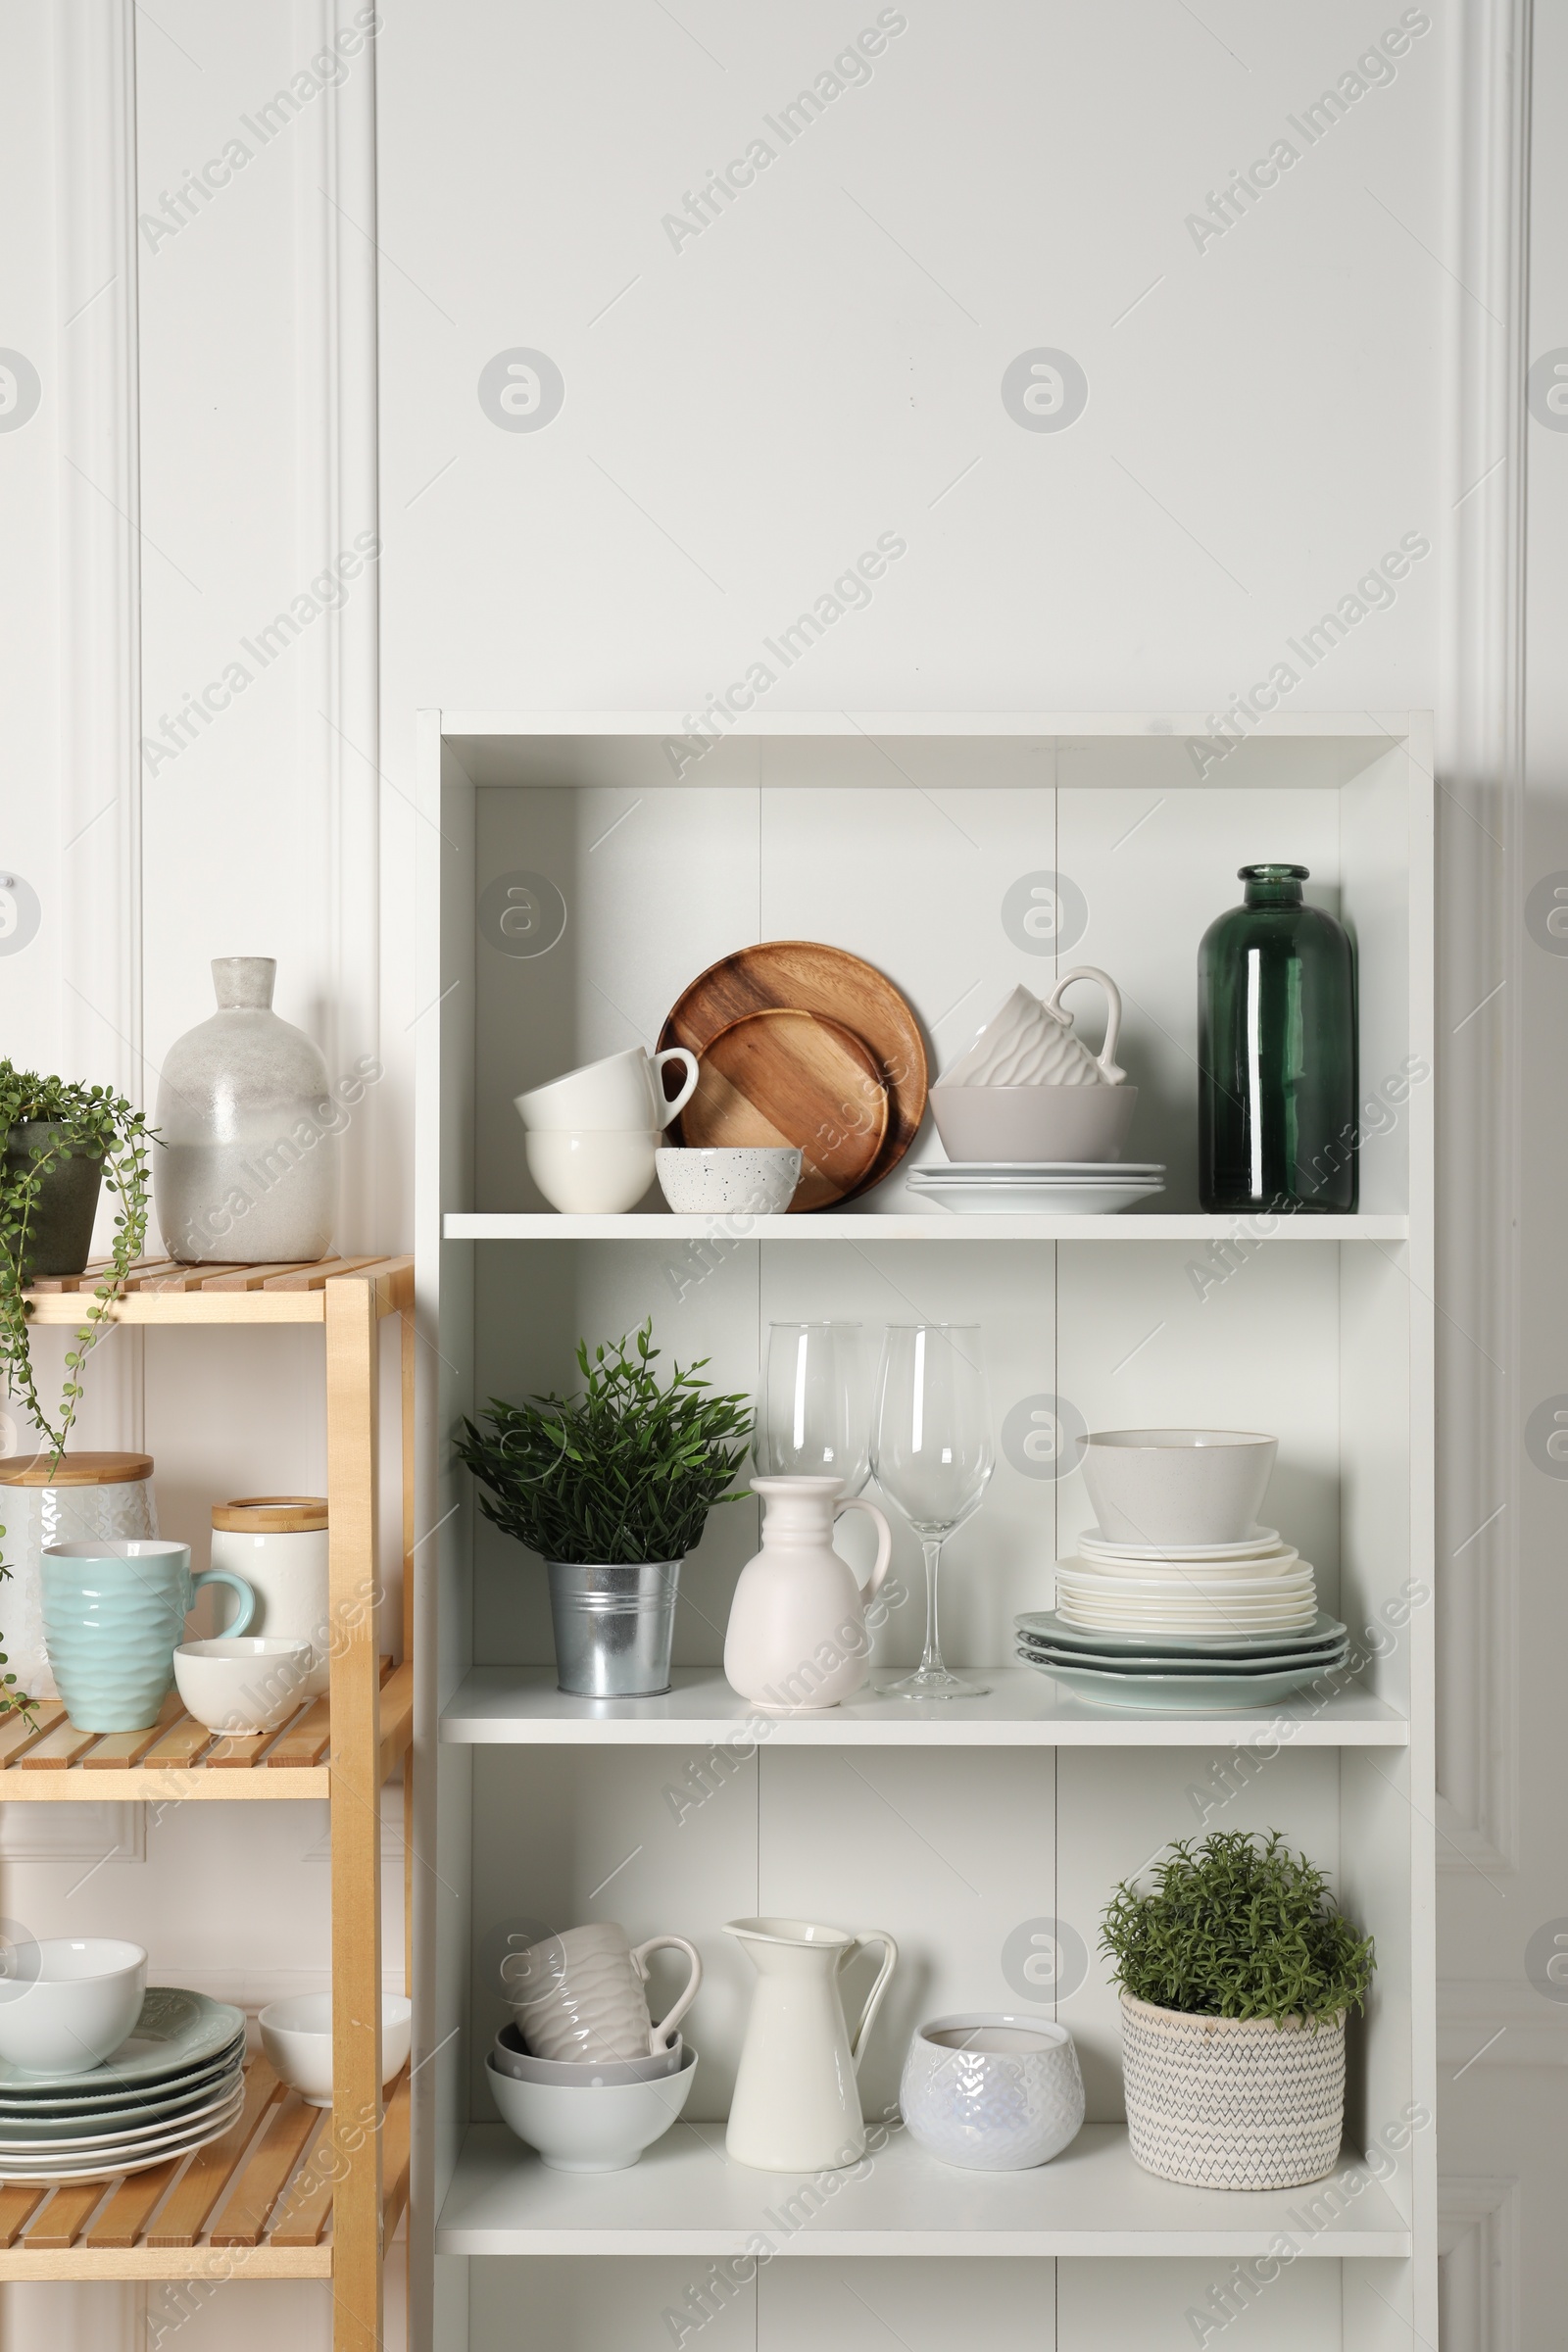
[682,1009,890,1212]
[660,942,928,1205]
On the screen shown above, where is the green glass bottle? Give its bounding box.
[1198,863,1357,1214]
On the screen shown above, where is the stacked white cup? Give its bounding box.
[514,1048,699,1213]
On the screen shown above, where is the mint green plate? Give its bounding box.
[0,1990,244,2099]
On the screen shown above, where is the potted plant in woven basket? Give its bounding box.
[1101,1830,1375,2190]
[456,1323,752,1698]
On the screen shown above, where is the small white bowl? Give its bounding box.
[173,1639,315,1736]
[485,2042,697,2171]
[0,1939,147,2077]
[655,1148,803,1216]
[1083,1429,1277,1548]
[490,2022,685,2087]
[525,1129,658,1214]
[900,2012,1084,2171]
[258,1993,412,2109]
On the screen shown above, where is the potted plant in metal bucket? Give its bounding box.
[457,1323,752,1697]
[1101,1830,1375,2191]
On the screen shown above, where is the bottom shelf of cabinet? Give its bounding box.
[0,2057,410,2279]
[436,2121,1412,2260]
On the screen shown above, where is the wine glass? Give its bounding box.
[755,1323,870,1495]
[870,1324,994,1699]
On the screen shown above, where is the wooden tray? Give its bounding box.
[680,1008,890,1211]
[660,943,928,1204]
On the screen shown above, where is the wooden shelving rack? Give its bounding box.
[6,1253,415,2346]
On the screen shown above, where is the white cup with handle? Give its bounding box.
[502,1923,704,2062]
[514,1048,699,1135]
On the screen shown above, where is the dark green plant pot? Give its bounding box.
[4,1123,104,1280]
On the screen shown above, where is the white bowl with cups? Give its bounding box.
[514,1047,700,1213]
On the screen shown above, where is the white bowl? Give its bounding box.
[524,1129,658,1214]
[486,2042,697,2172]
[1082,1429,1277,1546]
[0,1941,147,2077]
[258,1993,412,2109]
[173,1638,315,1736]
[900,2012,1084,2172]
[930,1084,1137,1164]
[655,1148,802,1216]
[490,2023,685,2086]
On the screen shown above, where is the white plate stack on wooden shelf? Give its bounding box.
[0,1989,247,2183]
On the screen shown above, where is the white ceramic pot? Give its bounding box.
[154,956,338,1264]
[209,1496,330,1695]
[654,1147,803,1215]
[1119,1991,1346,2189]
[524,1130,659,1214]
[724,1477,893,1715]
[173,1638,316,1735]
[0,1452,157,1701]
[0,1940,146,2076]
[514,1047,699,1134]
[900,2012,1085,2171]
[486,2042,697,2172]
[258,1992,412,2108]
[929,1083,1138,1164]
[1082,1429,1277,1547]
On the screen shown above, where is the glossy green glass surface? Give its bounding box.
[1198,864,1357,1214]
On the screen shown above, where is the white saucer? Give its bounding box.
[1076,1525,1283,1562]
[912,1161,1168,1178]
[908,1175,1165,1217]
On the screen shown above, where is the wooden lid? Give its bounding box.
[0,1451,154,1488]
[211,1495,327,1533]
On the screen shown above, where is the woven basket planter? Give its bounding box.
[1119,1990,1346,2189]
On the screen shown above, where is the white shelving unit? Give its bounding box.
[414,711,1436,2352]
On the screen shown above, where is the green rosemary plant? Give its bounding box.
[1100,1829,1375,2027]
[456,1322,754,1565]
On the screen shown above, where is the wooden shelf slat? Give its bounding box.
[0,2186,49,2248]
[266,1698,332,1768]
[199,1262,327,1290]
[144,2059,285,2249]
[135,1264,250,1293]
[140,1717,215,1770]
[208,2095,320,2248]
[0,1703,65,1765]
[84,2157,183,2249]
[79,1693,185,1767]
[18,1720,106,1771]
[263,1256,391,1292]
[25,2180,109,2250]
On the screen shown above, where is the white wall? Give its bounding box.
[0,0,1559,2344]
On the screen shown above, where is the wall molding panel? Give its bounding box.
[1439,2176,1520,2352]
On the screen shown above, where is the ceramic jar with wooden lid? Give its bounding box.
[209,1497,330,1694]
[0,1453,158,1699]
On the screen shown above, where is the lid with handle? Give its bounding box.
[0,1451,154,1489]
[211,1495,327,1533]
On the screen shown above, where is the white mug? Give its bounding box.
[515,1048,699,1135]
[502,1923,703,2062]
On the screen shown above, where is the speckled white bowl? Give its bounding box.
[655,1149,803,1216]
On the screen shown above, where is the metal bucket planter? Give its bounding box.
[4,1124,103,1280]
[545,1558,683,1697]
[1119,1990,1346,2189]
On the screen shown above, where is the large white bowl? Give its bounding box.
[1082,1429,1277,1546]
[0,1941,146,2077]
[930,1084,1137,1164]
[258,1993,412,2109]
[486,2042,697,2172]
[655,1148,802,1216]
[173,1638,315,1736]
[524,1129,658,1214]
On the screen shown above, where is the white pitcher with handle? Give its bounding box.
[723,1478,893,1715]
[724,1917,899,2172]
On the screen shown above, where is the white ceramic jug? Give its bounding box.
[724,1917,899,2172]
[723,1477,893,1716]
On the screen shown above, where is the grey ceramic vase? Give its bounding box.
[154,957,336,1264]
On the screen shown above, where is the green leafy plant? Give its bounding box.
[456,1322,754,1564]
[1100,1829,1375,2027]
[0,1063,153,1465]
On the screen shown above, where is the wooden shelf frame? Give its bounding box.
[7,1256,415,2347]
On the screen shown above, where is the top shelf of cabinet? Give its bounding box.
[445,1213,1404,1244]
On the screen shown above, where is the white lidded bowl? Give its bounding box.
[655,1148,802,1216]
[0,1940,147,2077]
[486,2041,697,2172]
[900,2012,1084,2172]
[173,1638,315,1735]
[258,1992,412,2109]
[1082,1429,1277,1547]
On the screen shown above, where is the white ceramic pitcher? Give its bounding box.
[723,1477,893,1716]
[724,1917,899,2172]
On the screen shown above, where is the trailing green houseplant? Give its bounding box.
[0,1063,153,1464]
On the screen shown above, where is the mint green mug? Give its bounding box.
[42,1540,257,1733]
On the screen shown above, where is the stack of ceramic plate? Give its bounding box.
[1014,1604,1350,1713]
[0,1990,247,2183]
[906,1162,1166,1217]
[1054,1525,1317,1639]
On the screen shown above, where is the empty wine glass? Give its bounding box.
[755,1323,870,1495]
[870,1324,994,1700]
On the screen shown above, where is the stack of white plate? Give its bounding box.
[906,1162,1166,1217]
[0,1990,247,2184]
[1054,1525,1317,1638]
